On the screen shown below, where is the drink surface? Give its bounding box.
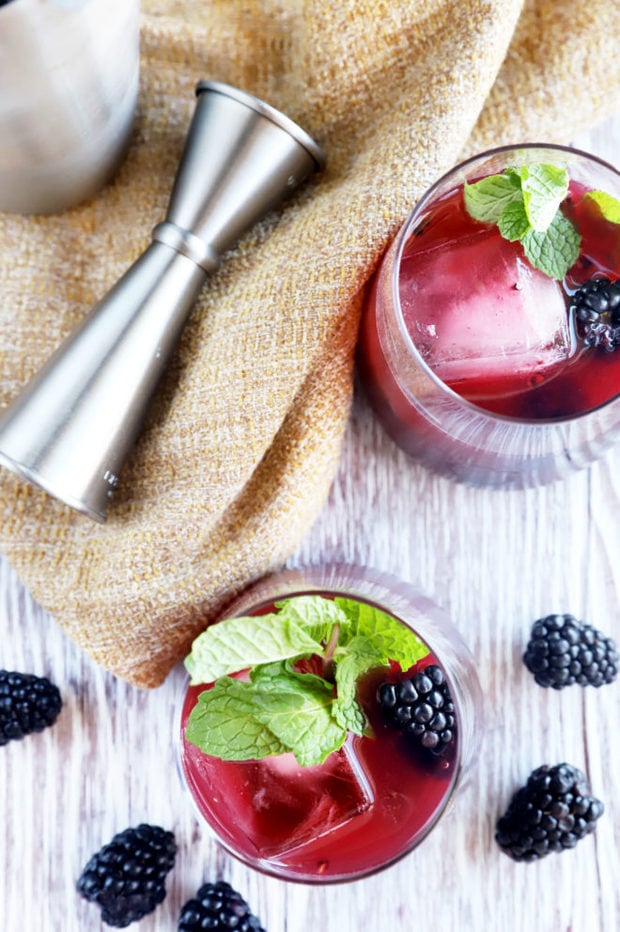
[179,596,458,883]
[399,181,620,418]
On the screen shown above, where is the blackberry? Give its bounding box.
[572,276,620,351]
[77,823,177,928]
[523,613,618,689]
[377,663,456,757]
[0,669,62,745]
[495,763,604,861]
[178,880,267,931]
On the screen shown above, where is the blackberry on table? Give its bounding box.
[495,763,604,862]
[77,823,177,928]
[178,880,267,931]
[572,276,620,351]
[377,663,456,757]
[0,670,62,745]
[523,613,618,689]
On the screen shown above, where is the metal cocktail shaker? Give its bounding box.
[0,81,326,520]
[0,0,140,214]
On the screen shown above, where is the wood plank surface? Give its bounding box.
[1,117,619,932]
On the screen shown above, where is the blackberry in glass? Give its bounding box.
[377,663,456,757]
[572,276,620,351]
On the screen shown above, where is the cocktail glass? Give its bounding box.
[357,144,620,488]
[177,564,483,883]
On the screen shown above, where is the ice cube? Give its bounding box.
[400,228,572,388]
[230,743,374,858]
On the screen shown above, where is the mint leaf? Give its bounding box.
[335,597,429,670]
[251,662,347,766]
[463,172,521,223]
[497,199,530,242]
[517,163,568,232]
[584,190,620,224]
[251,658,333,694]
[185,677,289,760]
[185,605,329,684]
[274,594,350,636]
[186,663,346,766]
[332,635,384,735]
[521,210,581,280]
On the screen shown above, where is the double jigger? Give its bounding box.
[0,81,326,521]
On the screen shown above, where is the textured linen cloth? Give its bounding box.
[0,0,618,686]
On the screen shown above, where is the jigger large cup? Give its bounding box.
[0,81,326,521]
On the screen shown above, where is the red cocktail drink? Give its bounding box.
[178,565,482,883]
[358,145,620,487]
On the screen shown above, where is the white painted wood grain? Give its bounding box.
[1,117,619,932]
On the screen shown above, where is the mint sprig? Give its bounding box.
[184,594,429,766]
[185,675,290,760]
[464,162,581,279]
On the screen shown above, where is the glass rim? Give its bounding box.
[390,141,620,426]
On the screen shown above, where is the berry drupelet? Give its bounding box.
[178,880,267,932]
[523,613,618,689]
[495,763,604,861]
[572,276,620,351]
[0,670,62,745]
[377,663,456,757]
[77,824,177,928]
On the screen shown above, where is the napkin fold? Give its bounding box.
[0,0,618,686]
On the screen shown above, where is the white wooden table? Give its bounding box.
[1,116,619,932]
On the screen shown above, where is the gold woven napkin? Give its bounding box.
[0,0,618,686]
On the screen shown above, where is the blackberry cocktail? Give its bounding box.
[358,145,620,487]
[178,565,482,883]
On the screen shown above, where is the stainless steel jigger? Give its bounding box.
[0,81,326,521]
